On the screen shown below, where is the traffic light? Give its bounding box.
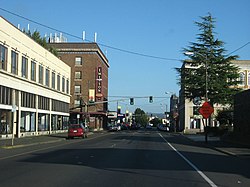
[117,106,121,114]
[149,96,153,103]
[130,98,134,105]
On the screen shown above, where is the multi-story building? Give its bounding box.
[178,60,250,133]
[0,17,71,138]
[48,42,109,130]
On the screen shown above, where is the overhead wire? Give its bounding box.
[0,7,180,62]
[0,7,248,62]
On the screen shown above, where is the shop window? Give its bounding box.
[0,110,12,134]
[38,113,49,131]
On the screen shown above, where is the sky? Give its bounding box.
[0,0,250,114]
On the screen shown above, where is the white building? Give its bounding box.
[0,16,71,138]
[178,60,250,134]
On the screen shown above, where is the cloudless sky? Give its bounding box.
[1,0,250,114]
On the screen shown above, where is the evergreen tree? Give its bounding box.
[23,30,58,57]
[177,13,241,106]
[134,108,148,126]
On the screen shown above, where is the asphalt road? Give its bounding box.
[0,129,250,187]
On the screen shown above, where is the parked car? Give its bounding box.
[121,124,128,130]
[157,124,170,132]
[108,124,118,131]
[68,124,88,139]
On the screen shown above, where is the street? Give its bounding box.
[0,129,250,187]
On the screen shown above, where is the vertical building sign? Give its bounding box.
[96,67,103,100]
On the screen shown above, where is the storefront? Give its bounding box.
[0,109,12,135]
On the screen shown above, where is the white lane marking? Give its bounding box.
[159,133,217,187]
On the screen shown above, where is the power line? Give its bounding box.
[227,41,250,56]
[1,7,248,61]
[0,7,180,62]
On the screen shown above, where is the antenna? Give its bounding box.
[82,31,86,41]
[94,32,97,42]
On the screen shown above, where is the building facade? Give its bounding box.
[48,43,109,130]
[178,60,250,134]
[0,17,71,138]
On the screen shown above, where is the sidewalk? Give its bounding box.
[184,134,250,157]
[0,131,96,149]
[0,133,68,149]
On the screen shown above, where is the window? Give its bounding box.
[239,72,245,86]
[21,56,28,78]
[75,85,81,94]
[45,69,50,87]
[52,72,55,89]
[0,44,7,70]
[31,61,36,81]
[57,75,60,91]
[66,79,69,94]
[248,72,250,86]
[62,77,65,92]
[39,65,44,84]
[11,51,18,74]
[75,71,82,79]
[75,57,82,65]
[74,99,80,107]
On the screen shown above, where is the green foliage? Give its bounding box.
[176,13,242,106]
[216,109,233,127]
[149,117,161,127]
[23,30,58,56]
[134,108,148,126]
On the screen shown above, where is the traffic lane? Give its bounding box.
[0,130,213,187]
[0,132,108,159]
[163,133,250,187]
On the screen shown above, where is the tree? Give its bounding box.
[23,30,58,56]
[177,13,241,106]
[149,117,161,127]
[134,108,148,126]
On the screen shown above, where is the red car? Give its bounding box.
[68,124,88,139]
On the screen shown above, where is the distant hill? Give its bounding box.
[146,113,165,119]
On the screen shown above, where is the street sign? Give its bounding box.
[193,97,201,105]
[199,102,214,119]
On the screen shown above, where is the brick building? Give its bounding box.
[49,42,109,130]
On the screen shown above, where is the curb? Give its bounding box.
[1,139,66,149]
[180,133,238,157]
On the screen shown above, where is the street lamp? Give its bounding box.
[184,52,208,101]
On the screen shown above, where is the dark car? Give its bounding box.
[68,124,88,139]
